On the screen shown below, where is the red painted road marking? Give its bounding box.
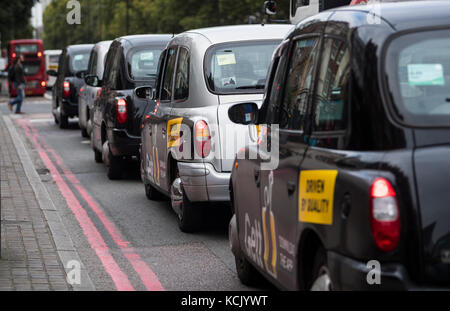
[18,119,134,291]
[19,118,164,291]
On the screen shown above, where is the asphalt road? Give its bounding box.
[0,95,268,291]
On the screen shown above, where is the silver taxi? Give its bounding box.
[139,24,293,232]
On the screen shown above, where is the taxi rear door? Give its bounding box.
[257,35,322,289]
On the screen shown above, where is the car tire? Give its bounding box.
[145,183,164,201]
[234,248,263,286]
[170,170,202,233]
[102,141,122,180]
[81,127,89,138]
[59,114,68,129]
[54,114,59,125]
[310,246,333,291]
[94,149,102,163]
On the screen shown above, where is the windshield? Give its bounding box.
[70,52,90,73]
[127,47,164,80]
[205,40,280,94]
[385,29,450,127]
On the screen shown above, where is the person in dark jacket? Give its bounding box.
[8,54,26,114]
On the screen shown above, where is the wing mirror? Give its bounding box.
[47,69,58,77]
[134,86,155,100]
[75,70,87,79]
[84,74,101,87]
[264,0,277,15]
[228,102,259,125]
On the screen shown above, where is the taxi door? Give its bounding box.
[148,46,177,191]
[297,36,351,258]
[257,35,322,288]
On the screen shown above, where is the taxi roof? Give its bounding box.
[185,24,295,44]
[334,0,450,31]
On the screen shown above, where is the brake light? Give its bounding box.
[195,120,211,158]
[116,98,127,124]
[370,178,400,252]
[12,52,16,58]
[96,88,102,98]
[80,87,83,93]
[63,81,70,98]
[41,81,47,87]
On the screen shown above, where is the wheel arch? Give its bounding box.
[297,228,325,290]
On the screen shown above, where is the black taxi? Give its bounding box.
[228,1,450,290]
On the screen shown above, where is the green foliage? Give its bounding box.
[43,0,289,49]
[0,0,35,48]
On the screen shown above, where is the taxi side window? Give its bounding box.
[174,47,189,101]
[160,47,178,101]
[88,49,98,76]
[280,37,320,130]
[310,38,350,148]
[103,45,116,89]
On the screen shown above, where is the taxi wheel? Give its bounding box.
[103,141,122,180]
[145,183,164,201]
[170,172,202,233]
[92,135,102,163]
[81,127,89,138]
[59,114,68,129]
[94,149,102,163]
[235,250,263,286]
[310,247,333,291]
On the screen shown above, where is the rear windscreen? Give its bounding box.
[16,44,38,53]
[127,47,164,80]
[70,52,90,73]
[385,29,450,127]
[23,61,42,76]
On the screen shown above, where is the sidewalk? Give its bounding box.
[0,113,72,291]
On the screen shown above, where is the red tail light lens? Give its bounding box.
[96,88,102,98]
[116,98,127,124]
[370,178,400,252]
[63,81,70,98]
[195,120,211,158]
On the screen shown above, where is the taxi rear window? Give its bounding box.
[385,29,450,127]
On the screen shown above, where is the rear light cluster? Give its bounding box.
[116,98,127,124]
[370,178,400,252]
[96,88,102,98]
[194,120,211,158]
[63,81,70,98]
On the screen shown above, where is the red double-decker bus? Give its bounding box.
[7,39,47,97]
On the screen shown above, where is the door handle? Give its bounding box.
[254,169,260,187]
[287,181,296,195]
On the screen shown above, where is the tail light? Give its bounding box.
[116,98,127,124]
[194,120,211,158]
[80,87,83,93]
[370,178,400,252]
[96,88,102,98]
[63,81,70,98]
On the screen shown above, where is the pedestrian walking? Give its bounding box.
[8,54,26,114]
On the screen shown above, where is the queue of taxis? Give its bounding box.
[228,1,450,290]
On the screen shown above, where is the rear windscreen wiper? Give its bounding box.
[235,84,265,90]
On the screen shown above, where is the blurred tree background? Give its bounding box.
[43,0,289,49]
[0,0,35,49]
